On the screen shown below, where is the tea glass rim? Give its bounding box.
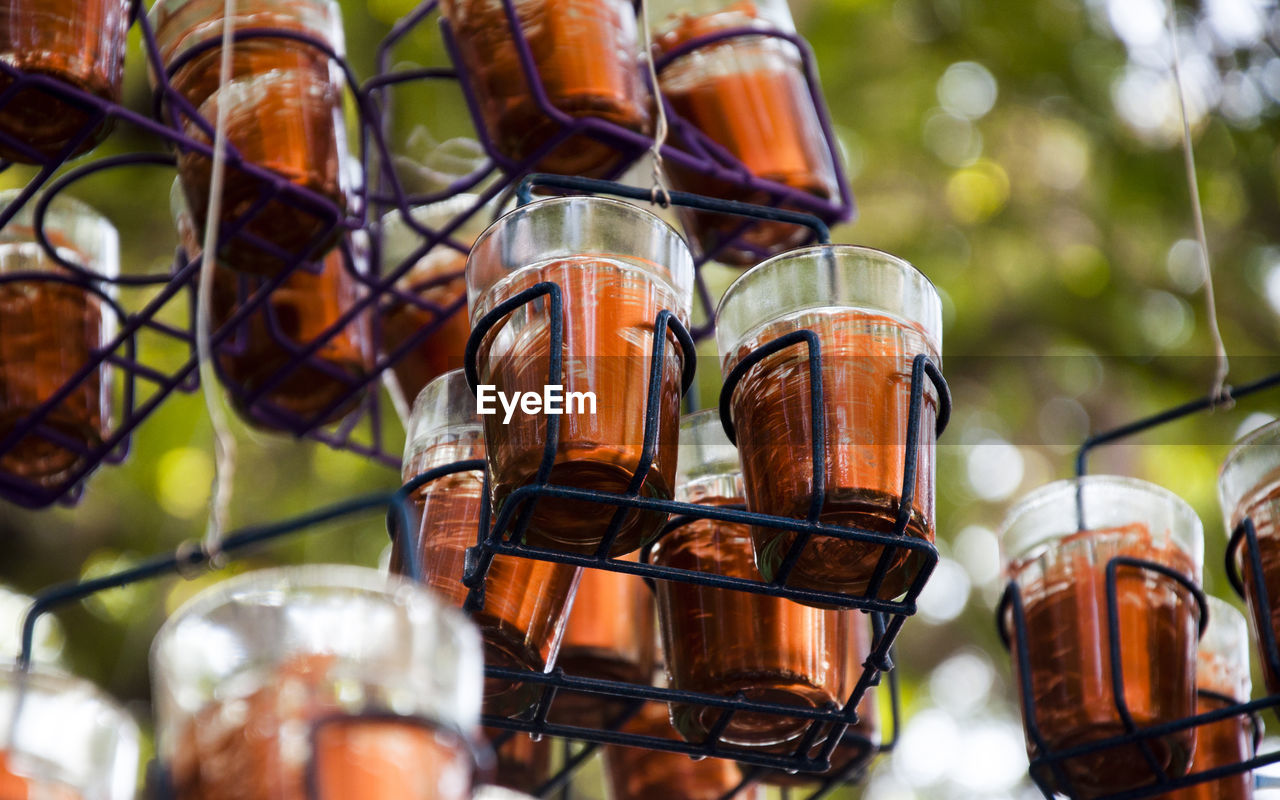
[713,243,941,368]
[465,194,694,321]
[1000,474,1205,580]
[0,190,120,281]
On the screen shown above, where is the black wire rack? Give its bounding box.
[995,368,1280,800]
[0,0,854,507]
[10,173,942,797]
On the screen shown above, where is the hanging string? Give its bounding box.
[194,0,241,565]
[1165,1,1231,404]
[638,0,672,207]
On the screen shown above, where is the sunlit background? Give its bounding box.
[2,0,1280,797]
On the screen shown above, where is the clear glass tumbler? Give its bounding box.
[548,557,657,727]
[380,197,487,402]
[0,664,138,799]
[1220,419,1280,694]
[651,0,838,265]
[441,0,652,176]
[0,0,131,162]
[1162,596,1253,800]
[0,190,118,488]
[652,409,875,750]
[153,565,483,800]
[393,369,582,718]
[170,180,372,429]
[468,196,694,557]
[716,245,942,601]
[1000,476,1204,798]
[151,0,351,276]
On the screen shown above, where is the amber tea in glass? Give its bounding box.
[171,181,371,429]
[1220,419,1280,695]
[716,245,942,601]
[653,409,877,749]
[1001,476,1204,799]
[151,0,351,276]
[153,565,484,800]
[485,728,552,794]
[0,191,118,489]
[652,0,838,265]
[468,197,693,557]
[442,0,651,177]
[548,557,657,727]
[602,702,765,800]
[1158,597,1254,800]
[392,370,582,718]
[0,664,138,800]
[380,198,487,402]
[0,0,130,162]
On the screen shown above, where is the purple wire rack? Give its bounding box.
[0,0,854,508]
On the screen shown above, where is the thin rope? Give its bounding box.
[638,0,672,207]
[1166,2,1231,403]
[195,0,240,565]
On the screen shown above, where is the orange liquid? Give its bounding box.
[1006,524,1200,798]
[475,258,685,557]
[1233,477,1280,695]
[0,257,109,488]
[728,308,938,600]
[0,0,130,162]
[653,494,872,748]
[485,728,552,794]
[393,437,581,718]
[382,251,470,402]
[210,250,371,428]
[170,656,472,800]
[1156,693,1252,800]
[602,703,764,800]
[0,752,81,800]
[158,0,349,276]
[549,559,656,727]
[656,2,836,265]
[443,0,650,176]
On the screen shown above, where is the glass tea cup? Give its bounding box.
[0,190,118,489]
[1220,419,1280,694]
[170,179,371,429]
[999,476,1204,798]
[150,0,352,276]
[392,369,582,718]
[467,196,693,558]
[650,0,839,265]
[716,244,942,601]
[0,664,138,799]
[441,0,652,177]
[0,0,131,162]
[152,565,484,800]
[651,409,875,749]
[1160,596,1254,800]
[380,196,488,403]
